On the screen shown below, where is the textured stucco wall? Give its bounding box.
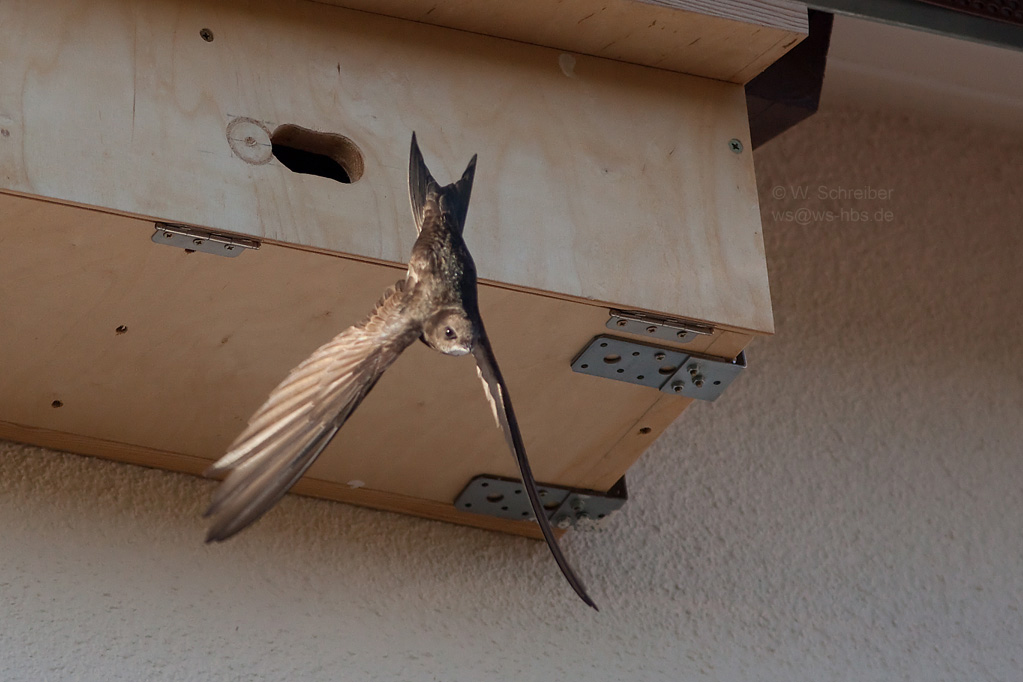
[3,105,1022,681]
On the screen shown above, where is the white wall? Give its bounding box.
[824,15,1023,132]
[3,104,1022,680]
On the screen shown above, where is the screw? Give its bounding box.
[199,28,214,42]
[688,364,699,376]
[224,244,234,251]
[616,319,628,327]
[677,331,689,339]
[646,325,658,333]
[654,352,666,361]
[693,375,705,388]
[556,516,573,530]
[728,138,743,154]
[576,512,591,522]
[192,238,204,246]
[571,498,586,512]
[672,382,684,393]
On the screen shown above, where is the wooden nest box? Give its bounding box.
[0,0,804,537]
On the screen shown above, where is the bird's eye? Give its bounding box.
[444,327,457,339]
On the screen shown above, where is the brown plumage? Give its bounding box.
[204,133,596,610]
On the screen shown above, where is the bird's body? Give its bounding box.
[204,133,596,609]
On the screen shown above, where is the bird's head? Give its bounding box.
[423,308,476,356]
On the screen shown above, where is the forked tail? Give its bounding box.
[408,132,477,235]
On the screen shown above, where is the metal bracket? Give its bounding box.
[571,334,746,401]
[454,475,627,529]
[607,309,714,344]
[661,350,746,401]
[152,223,260,258]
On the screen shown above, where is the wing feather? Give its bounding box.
[471,325,598,610]
[204,280,419,541]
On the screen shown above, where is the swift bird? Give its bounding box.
[204,133,597,609]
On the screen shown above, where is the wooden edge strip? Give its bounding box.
[0,420,555,540]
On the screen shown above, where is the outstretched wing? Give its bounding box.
[204,280,420,542]
[471,323,598,610]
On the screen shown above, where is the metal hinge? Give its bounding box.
[607,309,714,344]
[454,475,627,529]
[152,223,261,258]
[571,334,746,401]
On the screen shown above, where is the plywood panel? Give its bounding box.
[0,420,557,539]
[0,0,774,335]
[1,194,747,529]
[318,0,807,83]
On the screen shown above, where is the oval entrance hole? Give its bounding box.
[270,124,365,184]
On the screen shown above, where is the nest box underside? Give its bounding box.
[0,0,793,536]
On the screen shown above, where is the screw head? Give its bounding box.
[672,382,684,393]
[654,352,666,361]
[688,364,699,375]
[646,325,658,333]
[729,138,743,154]
[224,244,234,251]
[693,376,705,388]
[192,238,204,246]
[199,28,214,42]
[556,517,573,530]
[616,319,628,327]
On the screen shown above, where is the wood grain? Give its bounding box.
[0,420,558,540]
[0,195,753,522]
[316,0,807,83]
[0,0,774,335]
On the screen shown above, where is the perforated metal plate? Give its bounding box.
[660,351,746,402]
[455,475,568,522]
[571,335,746,402]
[454,475,628,528]
[571,335,689,390]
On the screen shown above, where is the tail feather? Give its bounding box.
[408,132,477,235]
[408,132,438,234]
[448,154,477,232]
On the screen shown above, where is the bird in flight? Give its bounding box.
[204,133,597,609]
